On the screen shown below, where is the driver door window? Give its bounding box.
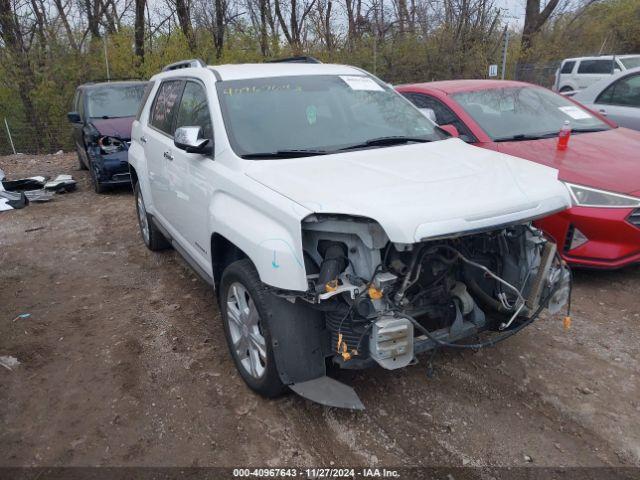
[175,81,213,140]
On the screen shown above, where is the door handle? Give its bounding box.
[598,108,607,116]
[164,151,174,161]
[140,136,147,143]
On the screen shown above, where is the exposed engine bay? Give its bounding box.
[298,215,571,371]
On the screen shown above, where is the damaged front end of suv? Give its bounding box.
[281,213,571,409]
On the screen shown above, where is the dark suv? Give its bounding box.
[67,81,148,193]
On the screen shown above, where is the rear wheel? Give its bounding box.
[134,182,171,251]
[559,86,573,93]
[220,259,286,397]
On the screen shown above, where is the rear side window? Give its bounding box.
[597,74,640,107]
[174,81,213,140]
[150,80,184,135]
[136,81,155,121]
[577,60,613,74]
[560,61,575,74]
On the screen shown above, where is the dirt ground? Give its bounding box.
[1,152,640,469]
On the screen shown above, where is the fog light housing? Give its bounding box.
[568,226,588,251]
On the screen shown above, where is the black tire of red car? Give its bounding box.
[134,182,171,251]
[220,259,286,398]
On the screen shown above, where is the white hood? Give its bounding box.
[245,138,571,243]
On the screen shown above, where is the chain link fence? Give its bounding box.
[1,117,74,156]
[514,61,561,90]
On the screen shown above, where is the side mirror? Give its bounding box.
[67,112,81,123]
[174,126,213,155]
[440,124,460,138]
[418,108,437,123]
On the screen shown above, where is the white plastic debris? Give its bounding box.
[0,198,12,212]
[0,356,20,370]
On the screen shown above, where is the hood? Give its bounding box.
[495,128,640,195]
[90,117,135,139]
[245,138,571,244]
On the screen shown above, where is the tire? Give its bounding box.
[134,182,171,251]
[220,259,286,398]
[559,86,573,93]
[77,149,88,170]
[93,176,107,194]
[89,161,107,194]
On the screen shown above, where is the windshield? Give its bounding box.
[217,75,446,158]
[620,57,640,69]
[451,86,610,141]
[87,84,146,118]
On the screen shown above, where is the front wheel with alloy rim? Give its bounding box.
[220,259,285,397]
[134,183,171,251]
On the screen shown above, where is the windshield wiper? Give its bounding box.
[338,136,432,151]
[240,149,329,159]
[571,127,609,133]
[494,132,559,142]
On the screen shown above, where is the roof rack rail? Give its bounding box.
[81,78,146,85]
[162,59,207,72]
[266,56,322,64]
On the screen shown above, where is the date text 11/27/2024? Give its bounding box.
[232,468,401,478]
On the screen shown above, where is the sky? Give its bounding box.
[496,0,527,26]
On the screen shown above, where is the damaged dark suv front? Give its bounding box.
[68,81,147,193]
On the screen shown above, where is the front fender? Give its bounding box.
[210,191,310,291]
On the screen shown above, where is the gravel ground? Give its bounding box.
[1,153,639,470]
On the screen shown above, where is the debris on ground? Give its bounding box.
[0,172,76,213]
[12,313,31,322]
[0,356,20,371]
[44,174,77,192]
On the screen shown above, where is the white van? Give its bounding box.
[554,55,640,92]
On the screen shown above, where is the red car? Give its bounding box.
[397,80,640,268]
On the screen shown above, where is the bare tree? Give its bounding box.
[135,0,146,59]
[213,0,226,58]
[53,0,79,50]
[521,0,562,52]
[174,0,196,51]
[343,0,362,48]
[310,0,333,50]
[274,0,317,53]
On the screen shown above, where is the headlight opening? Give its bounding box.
[566,183,640,208]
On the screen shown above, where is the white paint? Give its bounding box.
[130,64,571,293]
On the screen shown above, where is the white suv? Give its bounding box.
[555,55,640,92]
[129,58,572,409]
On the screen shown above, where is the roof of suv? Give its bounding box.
[562,54,640,62]
[208,63,366,81]
[78,80,147,90]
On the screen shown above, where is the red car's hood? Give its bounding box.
[90,117,134,139]
[494,128,640,195]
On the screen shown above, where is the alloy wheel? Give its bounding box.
[226,282,267,379]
